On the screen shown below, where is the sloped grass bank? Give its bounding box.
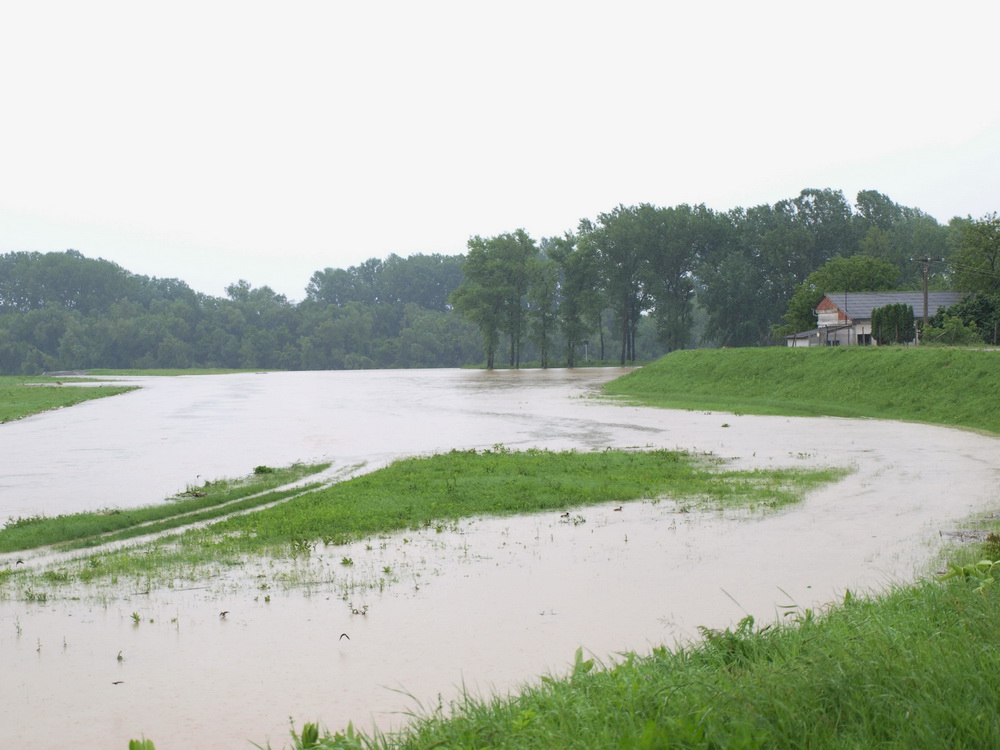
[302,575,1000,749]
[603,347,1000,434]
[0,375,136,423]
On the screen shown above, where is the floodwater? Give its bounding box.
[1,368,999,749]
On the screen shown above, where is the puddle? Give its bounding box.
[2,368,1000,748]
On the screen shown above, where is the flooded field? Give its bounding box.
[2,368,999,748]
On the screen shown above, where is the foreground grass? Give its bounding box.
[1,448,843,592]
[604,347,1000,434]
[294,565,1000,749]
[0,375,136,423]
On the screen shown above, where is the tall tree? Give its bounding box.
[450,230,537,369]
[952,212,1000,294]
[546,234,602,367]
[580,207,650,365]
[526,255,558,368]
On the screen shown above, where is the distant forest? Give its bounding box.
[1,187,996,375]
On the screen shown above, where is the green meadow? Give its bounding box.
[0,375,136,423]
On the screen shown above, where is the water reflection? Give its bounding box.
[2,368,999,748]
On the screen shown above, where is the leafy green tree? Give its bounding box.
[852,190,950,287]
[580,207,652,364]
[545,234,601,367]
[775,188,856,269]
[698,251,773,347]
[922,314,981,345]
[380,253,465,311]
[526,255,558,368]
[854,189,903,231]
[451,230,537,369]
[641,204,720,351]
[952,213,1000,294]
[931,292,1000,345]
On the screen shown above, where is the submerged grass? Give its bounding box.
[1,448,844,592]
[604,347,1000,434]
[0,463,330,553]
[0,375,136,423]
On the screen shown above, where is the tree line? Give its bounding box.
[451,189,979,365]
[0,250,482,373]
[0,189,994,375]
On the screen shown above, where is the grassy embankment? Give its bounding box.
[0,375,136,423]
[605,346,1000,433]
[269,348,1000,750]
[1,447,842,592]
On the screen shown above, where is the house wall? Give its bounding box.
[787,335,814,347]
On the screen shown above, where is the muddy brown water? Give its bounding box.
[2,368,999,749]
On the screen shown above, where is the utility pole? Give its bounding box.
[919,258,930,329]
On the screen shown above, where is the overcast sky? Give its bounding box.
[2,1,998,301]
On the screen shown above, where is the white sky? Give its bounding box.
[1,1,998,301]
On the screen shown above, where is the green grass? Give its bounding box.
[0,375,136,423]
[603,347,1000,434]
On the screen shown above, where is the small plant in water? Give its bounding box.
[130,611,141,625]
[340,556,354,566]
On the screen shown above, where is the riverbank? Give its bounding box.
[604,346,1000,434]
